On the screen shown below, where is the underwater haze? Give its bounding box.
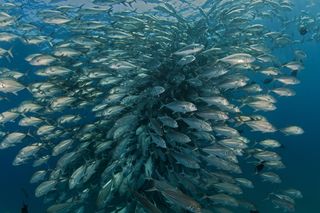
[0,0,319,212]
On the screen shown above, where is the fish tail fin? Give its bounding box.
[5,55,11,63]
[233,120,244,127]
[199,195,209,201]
[238,98,247,109]
[7,47,14,58]
[47,38,54,47]
[26,129,35,139]
[20,33,29,44]
[239,103,245,109]
[2,96,9,102]
[107,7,113,16]
[76,3,85,12]
[175,113,183,121]
[15,15,24,24]
[25,85,33,94]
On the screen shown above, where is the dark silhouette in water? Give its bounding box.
[291,70,298,77]
[21,203,28,213]
[250,210,260,213]
[255,161,265,173]
[299,25,307,35]
[21,188,29,199]
[263,77,273,84]
[21,187,29,213]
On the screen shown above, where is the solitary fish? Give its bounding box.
[281,126,304,135]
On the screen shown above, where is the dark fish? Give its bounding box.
[291,70,298,77]
[263,78,273,84]
[255,161,265,173]
[299,25,308,35]
[21,203,28,213]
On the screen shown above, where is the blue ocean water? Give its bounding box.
[0,1,319,213]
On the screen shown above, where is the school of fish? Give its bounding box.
[0,0,311,212]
